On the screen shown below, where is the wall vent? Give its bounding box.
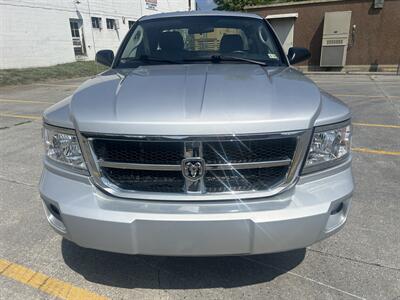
[326,39,345,45]
[320,11,352,67]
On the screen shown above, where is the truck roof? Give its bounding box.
[140,10,263,21]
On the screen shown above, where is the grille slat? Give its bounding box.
[90,136,298,195]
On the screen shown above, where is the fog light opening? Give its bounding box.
[331,202,344,215]
[43,202,67,234]
[49,204,61,220]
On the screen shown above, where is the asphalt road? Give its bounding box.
[0,74,399,300]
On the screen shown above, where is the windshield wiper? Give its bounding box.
[140,55,184,64]
[184,55,268,66]
[120,55,183,65]
[210,55,268,66]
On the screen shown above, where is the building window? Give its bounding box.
[128,21,135,29]
[69,19,86,56]
[92,17,101,29]
[70,21,80,38]
[106,18,116,30]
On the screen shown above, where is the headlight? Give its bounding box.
[43,125,86,170]
[302,121,351,174]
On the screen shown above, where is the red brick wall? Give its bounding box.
[247,0,400,67]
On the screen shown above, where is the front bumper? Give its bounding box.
[39,160,353,256]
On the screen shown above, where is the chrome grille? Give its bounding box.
[82,132,311,200]
[93,138,297,165]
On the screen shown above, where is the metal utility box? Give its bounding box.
[374,0,384,9]
[320,11,352,67]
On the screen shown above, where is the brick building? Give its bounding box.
[246,0,400,72]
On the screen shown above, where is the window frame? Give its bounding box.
[91,17,102,29]
[69,20,80,38]
[106,18,116,30]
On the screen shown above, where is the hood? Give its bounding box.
[69,64,322,135]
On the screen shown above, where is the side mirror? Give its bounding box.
[287,47,311,65]
[96,50,114,67]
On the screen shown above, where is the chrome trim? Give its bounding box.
[97,159,291,171]
[183,141,205,193]
[80,130,305,141]
[98,160,181,171]
[78,130,312,201]
[287,129,312,180]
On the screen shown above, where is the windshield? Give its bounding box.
[116,16,286,68]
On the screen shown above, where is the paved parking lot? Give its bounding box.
[0,74,399,300]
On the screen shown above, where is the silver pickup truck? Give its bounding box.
[40,11,353,256]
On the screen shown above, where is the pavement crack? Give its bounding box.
[0,176,36,188]
[14,120,32,126]
[0,261,12,275]
[308,248,400,272]
[37,276,50,289]
[368,75,400,119]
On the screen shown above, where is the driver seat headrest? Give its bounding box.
[220,34,244,53]
[159,32,184,52]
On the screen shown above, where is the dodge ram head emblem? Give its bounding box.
[182,158,205,181]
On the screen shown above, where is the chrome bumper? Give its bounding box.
[39,160,353,256]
